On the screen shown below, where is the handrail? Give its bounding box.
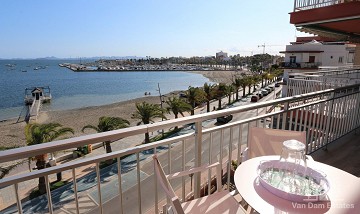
[1,91,345,188]
[294,0,343,12]
[1,84,359,164]
[0,87,339,163]
[0,82,359,213]
[0,132,195,188]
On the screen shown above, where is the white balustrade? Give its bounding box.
[0,82,359,214]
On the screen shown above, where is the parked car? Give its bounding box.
[256,92,263,98]
[275,82,280,87]
[265,87,272,93]
[261,89,269,96]
[251,95,259,102]
[268,86,275,91]
[216,115,233,124]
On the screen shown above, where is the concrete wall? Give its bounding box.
[320,45,352,66]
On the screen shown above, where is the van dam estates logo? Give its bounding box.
[291,196,355,210]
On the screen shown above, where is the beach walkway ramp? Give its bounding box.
[27,99,42,122]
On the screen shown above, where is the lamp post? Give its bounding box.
[157,83,164,113]
[157,83,165,136]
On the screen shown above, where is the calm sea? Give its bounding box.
[0,59,213,121]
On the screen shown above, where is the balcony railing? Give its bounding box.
[294,0,348,12]
[281,62,322,69]
[0,83,359,214]
[286,68,360,96]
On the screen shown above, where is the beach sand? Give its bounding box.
[0,70,240,150]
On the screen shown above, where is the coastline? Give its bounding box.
[186,70,242,84]
[0,70,240,149]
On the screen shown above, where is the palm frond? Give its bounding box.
[132,102,165,125]
[82,125,100,133]
[25,123,74,146]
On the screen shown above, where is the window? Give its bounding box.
[309,56,315,63]
[348,53,354,63]
[289,56,296,63]
[339,57,343,63]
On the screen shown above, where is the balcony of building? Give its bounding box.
[290,0,360,43]
[280,62,322,69]
[285,67,360,97]
[293,0,359,12]
[0,79,359,213]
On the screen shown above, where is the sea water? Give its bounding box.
[0,59,213,121]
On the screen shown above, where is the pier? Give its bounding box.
[24,86,51,122]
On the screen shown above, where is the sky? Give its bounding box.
[0,0,310,59]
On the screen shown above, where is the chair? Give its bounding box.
[153,155,246,214]
[242,127,312,161]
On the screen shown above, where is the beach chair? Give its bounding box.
[242,127,312,161]
[153,155,246,214]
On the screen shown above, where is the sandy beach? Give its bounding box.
[0,70,240,150]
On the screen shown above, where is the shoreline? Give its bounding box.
[0,70,241,149]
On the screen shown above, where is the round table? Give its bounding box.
[234,156,360,214]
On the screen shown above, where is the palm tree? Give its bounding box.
[82,116,130,153]
[232,78,242,101]
[247,77,254,95]
[203,83,215,112]
[214,83,227,109]
[166,97,192,119]
[165,97,192,129]
[252,75,261,92]
[132,102,166,144]
[25,123,74,194]
[273,69,283,80]
[239,77,250,97]
[265,72,274,85]
[261,73,268,88]
[185,86,205,115]
[225,84,234,104]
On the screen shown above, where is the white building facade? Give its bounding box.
[216,51,228,59]
[280,39,356,96]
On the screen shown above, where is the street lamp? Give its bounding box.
[157,83,165,136]
[157,83,164,112]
